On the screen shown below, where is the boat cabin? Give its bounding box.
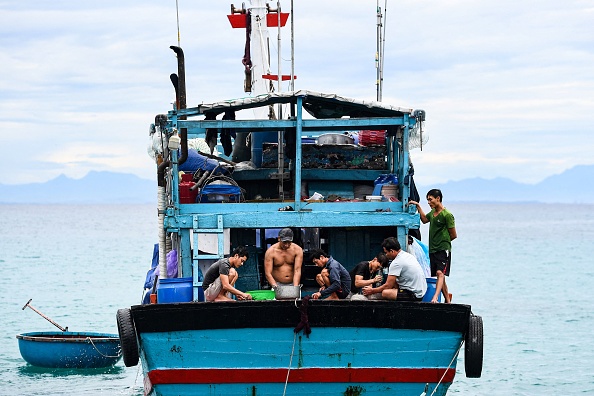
[154,89,426,299]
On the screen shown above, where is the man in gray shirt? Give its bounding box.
[203,246,254,302]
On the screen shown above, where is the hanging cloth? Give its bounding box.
[220,111,236,156]
[204,113,218,154]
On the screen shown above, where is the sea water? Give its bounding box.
[1,203,593,395]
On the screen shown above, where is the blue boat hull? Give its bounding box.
[16,331,122,369]
[129,300,470,396]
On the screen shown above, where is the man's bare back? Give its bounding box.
[264,241,303,287]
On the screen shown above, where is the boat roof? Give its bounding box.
[194,90,414,119]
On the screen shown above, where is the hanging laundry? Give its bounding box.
[204,113,218,154]
[220,111,236,156]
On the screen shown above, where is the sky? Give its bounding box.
[1,1,593,186]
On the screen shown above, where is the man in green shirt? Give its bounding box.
[410,189,457,303]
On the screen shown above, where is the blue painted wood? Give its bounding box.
[177,117,408,133]
[151,382,451,396]
[140,328,462,369]
[16,332,121,368]
[139,327,460,396]
[167,210,419,230]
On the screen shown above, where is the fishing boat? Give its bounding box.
[116,2,483,395]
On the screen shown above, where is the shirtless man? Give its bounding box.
[264,228,303,288]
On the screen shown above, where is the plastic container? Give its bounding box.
[251,131,278,167]
[381,184,399,200]
[422,278,442,302]
[157,277,193,303]
[179,173,198,204]
[373,174,398,196]
[359,130,386,146]
[246,290,275,300]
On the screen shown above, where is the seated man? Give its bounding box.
[350,253,389,300]
[264,228,303,289]
[203,246,254,302]
[310,248,351,300]
[363,237,427,301]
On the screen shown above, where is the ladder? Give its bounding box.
[191,214,225,301]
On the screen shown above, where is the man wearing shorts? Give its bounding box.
[203,246,253,302]
[409,189,457,303]
[363,237,427,301]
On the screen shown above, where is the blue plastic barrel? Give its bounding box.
[422,278,442,302]
[251,132,278,167]
[157,277,193,303]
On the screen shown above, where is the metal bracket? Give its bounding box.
[269,172,291,180]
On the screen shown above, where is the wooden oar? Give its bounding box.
[22,299,68,332]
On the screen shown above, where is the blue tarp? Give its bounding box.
[178,149,228,174]
[198,184,241,203]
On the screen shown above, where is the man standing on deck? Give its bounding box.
[409,189,457,303]
[363,238,427,301]
[203,246,253,302]
[264,228,303,289]
[310,249,351,300]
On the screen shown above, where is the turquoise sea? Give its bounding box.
[0,203,593,395]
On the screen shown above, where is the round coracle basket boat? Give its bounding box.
[16,331,122,369]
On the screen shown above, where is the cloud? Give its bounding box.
[1,0,593,185]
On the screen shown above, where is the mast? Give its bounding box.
[376,1,387,102]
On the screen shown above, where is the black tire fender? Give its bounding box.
[464,314,483,378]
[116,308,139,367]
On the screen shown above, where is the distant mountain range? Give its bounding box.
[0,165,592,204]
[0,171,156,204]
[417,164,593,204]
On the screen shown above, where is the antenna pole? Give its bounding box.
[290,0,295,91]
[277,1,284,200]
[380,0,388,101]
[376,1,383,101]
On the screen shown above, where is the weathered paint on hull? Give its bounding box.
[146,382,451,396]
[131,300,470,396]
[139,327,460,396]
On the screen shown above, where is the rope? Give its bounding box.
[284,296,312,395]
[293,295,311,336]
[428,341,463,396]
[282,331,298,396]
[129,363,142,395]
[86,337,122,358]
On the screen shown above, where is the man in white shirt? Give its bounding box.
[363,237,427,301]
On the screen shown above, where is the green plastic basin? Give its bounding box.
[246,290,275,300]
